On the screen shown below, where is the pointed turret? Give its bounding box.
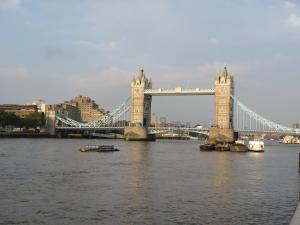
[222,66,229,78]
[140,67,145,80]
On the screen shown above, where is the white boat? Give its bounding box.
[235,139,245,145]
[280,136,300,144]
[248,140,264,152]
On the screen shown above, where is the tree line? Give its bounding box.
[0,109,45,129]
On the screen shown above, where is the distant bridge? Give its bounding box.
[55,95,300,135]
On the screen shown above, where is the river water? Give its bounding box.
[0,139,299,225]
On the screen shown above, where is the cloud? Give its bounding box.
[209,37,220,46]
[75,40,103,50]
[44,46,64,58]
[1,0,21,10]
[287,13,300,27]
[0,67,30,79]
[75,40,119,51]
[71,67,131,90]
[284,1,296,9]
[108,41,119,49]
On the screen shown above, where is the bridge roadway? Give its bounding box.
[56,126,300,135]
[144,87,215,96]
[56,126,209,135]
[238,130,300,135]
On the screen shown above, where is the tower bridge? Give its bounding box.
[52,66,300,138]
[125,67,235,143]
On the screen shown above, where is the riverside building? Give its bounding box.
[0,104,38,118]
[62,96,107,122]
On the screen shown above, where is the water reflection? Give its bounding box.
[126,142,150,208]
[210,153,233,208]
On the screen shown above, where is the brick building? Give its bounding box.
[63,96,106,122]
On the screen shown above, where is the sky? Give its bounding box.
[0,0,299,126]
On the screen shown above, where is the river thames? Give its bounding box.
[0,138,299,225]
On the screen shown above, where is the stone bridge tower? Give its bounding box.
[125,68,154,141]
[130,68,152,127]
[209,66,235,143]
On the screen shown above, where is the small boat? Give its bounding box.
[248,140,264,152]
[200,143,215,151]
[79,145,119,152]
[230,140,248,152]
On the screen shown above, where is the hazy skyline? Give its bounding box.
[0,0,299,126]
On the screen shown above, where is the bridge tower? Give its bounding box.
[209,66,236,143]
[124,68,154,141]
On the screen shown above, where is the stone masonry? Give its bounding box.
[209,66,235,143]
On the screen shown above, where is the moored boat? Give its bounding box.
[200,143,215,151]
[80,145,119,152]
[230,140,248,152]
[279,135,300,144]
[248,141,264,152]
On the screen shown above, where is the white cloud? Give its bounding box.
[108,41,119,49]
[284,1,296,9]
[209,37,220,46]
[287,13,300,27]
[0,67,30,79]
[1,0,21,10]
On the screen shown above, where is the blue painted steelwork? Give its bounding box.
[232,95,300,134]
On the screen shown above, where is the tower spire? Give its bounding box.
[222,65,228,78]
[140,67,145,79]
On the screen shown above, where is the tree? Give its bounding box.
[0,109,8,127]
[6,113,21,127]
[22,112,44,129]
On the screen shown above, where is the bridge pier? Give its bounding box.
[208,128,236,144]
[124,126,155,141]
[45,105,56,136]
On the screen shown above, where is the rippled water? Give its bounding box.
[0,138,299,225]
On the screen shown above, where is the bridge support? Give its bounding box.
[125,68,154,141]
[124,126,155,141]
[45,105,56,136]
[209,66,236,144]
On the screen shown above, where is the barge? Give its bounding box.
[80,145,119,152]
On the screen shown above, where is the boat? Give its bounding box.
[248,140,264,152]
[79,145,119,152]
[230,140,248,152]
[200,143,215,151]
[279,135,300,144]
[235,139,245,145]
[215,143,230,151]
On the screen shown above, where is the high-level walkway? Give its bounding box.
[144,88,215,96]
